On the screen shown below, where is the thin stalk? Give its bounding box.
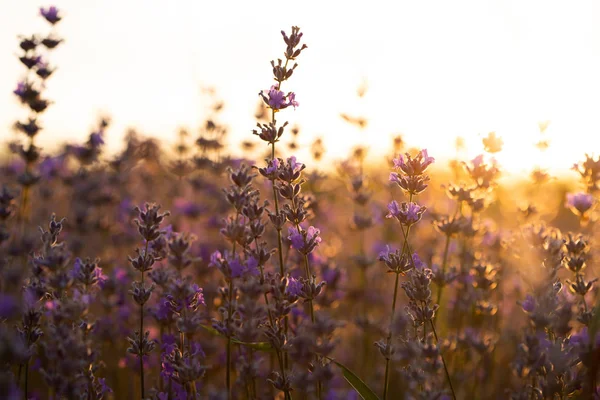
[270,142,285,278]
[302,254,320,399]
[430,320,457,400]
[276,349,293,400]
[383,193,414,399]
[227,213,241,400]
[303,255,315,324]
[269,141,290,373]
[249,348,257,399]
[581,283,588,313]
[227,278,233,400]
[255,245,291,400]
[139,239,149,399]
[23,361,29,400]
[159,326,165,393]
[139,288,145,398]
[254,238,276,327]
[18,136,35,231]
[189,381,198,398]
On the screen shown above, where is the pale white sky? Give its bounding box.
[2,0,600,174]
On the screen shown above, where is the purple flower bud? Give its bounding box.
[288,227,305,250]
[286,276,303,297]
[386,201,426,226]
[287,92,299,109]
[386,200,401,219]
[229,258,244,278]
[287,225,322,254]
[259,85,299,111]
[89,131,104,147]
[40,6,61,24]
[13,82,27,98]
[288,155,303,173]
[566,192,594,215]
[520,294,536,312]
[266,158,280,175]
[412,252,425,269]
[392,149,435,176]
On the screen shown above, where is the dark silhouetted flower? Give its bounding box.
[40,6,61,24]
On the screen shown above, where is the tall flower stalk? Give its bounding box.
[378,150,435,399]
[128,204,169,398]
[12,6,62,230]
[253,25,306,398]
[254,26,306,278]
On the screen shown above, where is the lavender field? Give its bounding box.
[1,6,599,400]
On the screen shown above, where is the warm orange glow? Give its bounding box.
[2,0,600,175]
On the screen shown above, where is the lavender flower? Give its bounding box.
[385,200,426,226]
[286,276,304,297]
[259,85,299,111]
[566,192,594,216]
[288,225,322,255]
[40,6,61,24]
[392,149,435,176]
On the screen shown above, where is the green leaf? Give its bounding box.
[199,324,274,352]
[326,357,381,400]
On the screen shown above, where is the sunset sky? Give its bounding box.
[2,0,600,174]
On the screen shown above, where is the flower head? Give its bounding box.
[281,26,308,59]
[288,227,305,250]
[566,192,594,216]
[378,246,413,274]
[464,155,500,188]
[259,85,298,111]
[386,201,426,226]
[287,226,322,255]
[89,131,105,147]
[286,276,303,297]
[40,6,61,24]
[392,149,435,177]
[520,294,536,313]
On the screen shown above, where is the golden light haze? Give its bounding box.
[2,0,600,175]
